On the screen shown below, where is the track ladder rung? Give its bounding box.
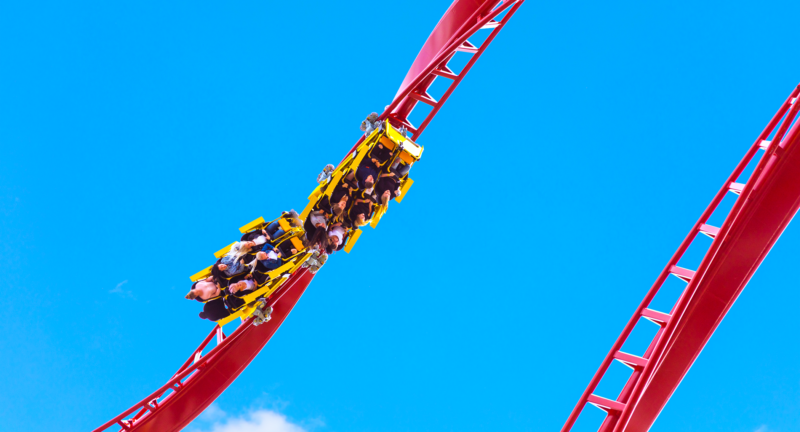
[410,91,439,107]
[641,308,671,326]
[699,223,720,239]
[481,19,501,29]
[387,115,418,135]
[669,265,695,283]
[614,351,648,370]
[729,181,745,195]
[456,40,479,53]
[587,394,626,413]
[759,139,772,150]
[432,66,458,80]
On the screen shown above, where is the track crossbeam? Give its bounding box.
[562,84,800,432]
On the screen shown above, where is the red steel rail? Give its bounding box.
[385,0,525,139]
[93,269,315,432]
[339,0,524,166]
[563,85,800,432]
[93,2,525,431]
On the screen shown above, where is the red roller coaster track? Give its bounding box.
[94,1,799,430]
[93,1,524,431]
[563,86,800,431]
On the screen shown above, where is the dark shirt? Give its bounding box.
[252,265,270,286]
[304,216,320,244]
[352,188,376,201]
[316,195,333,215]
[223,294,246,313]
[240,230,266,242]
[200,298,231,321]
[375,174,401,200]
[392,160,412,178]
[252,251,282,286]
[211,259,234,289]
[235,232,266,264]
[356,165,379,189]
[211,258,250,289]
[368,143,393,168]
[331,180,354,204]
[349,191,376,222]
[259,244,283,270]
[341,175,358,190]
[275,236,299,257]
[329,212,351,230]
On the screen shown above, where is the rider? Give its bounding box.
[349,188,377,227]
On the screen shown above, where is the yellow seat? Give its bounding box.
[344,229,362,253]
[190,265,213,282]
[349,140,372,174]
[289,235,305,252]
[278,218,293,232]
[323,171,345,199]
[299,200,315,222]
[370,205,387,229]
[308,182,325,201]
[274,223,306,256]
[214,242,237,259]
[239,217,266,234]
[284,230,308,258]
[382,121,424,164]
[379,136,396,150]
[215,252,311,327]
[271,226,304,249]
[396,178,414,203]
[399,150,416,164]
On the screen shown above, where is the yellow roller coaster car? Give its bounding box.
[191,120,423,326]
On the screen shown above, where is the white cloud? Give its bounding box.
[193,408,312,432]
[754,426,768,432]
[110,280,128,292]
[109,280,135,299]
[199,403,227,423]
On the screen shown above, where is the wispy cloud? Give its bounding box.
[109,280,135,299]
[755,425,768,432]
[191,406,313,432]
[199,403,227,423]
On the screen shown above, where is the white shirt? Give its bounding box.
[328,225,346,246]
[310,213,327,227]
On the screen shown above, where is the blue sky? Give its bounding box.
[2,1,800,431]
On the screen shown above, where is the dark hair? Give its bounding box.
[185,281,200,301]
[393,161,411,178]
[364,180,375,189]
[309,226,329,251]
